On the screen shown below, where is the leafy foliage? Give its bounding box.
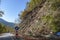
[51,0,60,10]
[0,23,14,34]
[19,0,60,37]
[20,10,29,19]
[41,14,58,33]
[0,11,4,17]
[0,23,7,34]
[20,0,43,19]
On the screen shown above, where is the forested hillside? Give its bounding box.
[19,0,60,38]
[0,23,14,34]
[0,10,14,34]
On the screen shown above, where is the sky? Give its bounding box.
[0,0,29,22]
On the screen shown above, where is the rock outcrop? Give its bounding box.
[19,0,60,38]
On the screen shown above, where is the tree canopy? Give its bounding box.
[0,11,4,17]
[20,0,43,20]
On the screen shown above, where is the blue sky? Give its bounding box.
[0,0,29,22]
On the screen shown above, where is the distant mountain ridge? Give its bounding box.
[0,18,15,27]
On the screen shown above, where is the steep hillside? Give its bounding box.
[19,0,60,37]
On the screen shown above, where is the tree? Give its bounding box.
[0,11,4,17]
[20,0,43,20]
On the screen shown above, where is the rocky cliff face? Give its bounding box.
[19,0,60,37]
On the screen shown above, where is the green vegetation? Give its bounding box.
[51,0,60,10]
[0,9,14,34]
[0,11,4,17]
[19,0,60,37]
[0,23,7,34]
[41,14,58,33]
[27,0,43,11]
[53,14,60,32]
[20,0,44,19]
[0,23,14,34]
